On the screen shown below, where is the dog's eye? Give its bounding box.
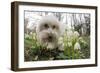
[52,25,56,29]
[44,24,49,28]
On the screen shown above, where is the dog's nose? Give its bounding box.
[48,35,52,40]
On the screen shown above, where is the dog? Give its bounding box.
[36,15,63,50]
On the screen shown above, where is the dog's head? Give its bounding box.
[36,15,61,49]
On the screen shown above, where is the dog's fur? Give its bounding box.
[36,15,62,49]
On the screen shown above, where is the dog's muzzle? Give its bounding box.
[48,35,53,42]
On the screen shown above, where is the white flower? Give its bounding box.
[68,42,72,47]
[78,37,83,41]
[25,34,30,38]
[58,37,63,44]
[66,30,73,38]
[78,37,86,44]
[66,30,74,41]
[32,33,36,39]
[73,31,80,39]
[74,42,81,50]
[59,37,63,42]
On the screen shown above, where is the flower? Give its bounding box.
[66,30,74,41]
[78,37,87,45]
[59,37,63,42]
[74,42,81,50]
[67,42,72,47]
[78,37,83,41]
[25,34,30,38]
[58,37,63,44]
[32,33,36,40]
[73,31,80,39]
[66,30,73,38]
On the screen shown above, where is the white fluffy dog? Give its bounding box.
[36,15,62,49]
